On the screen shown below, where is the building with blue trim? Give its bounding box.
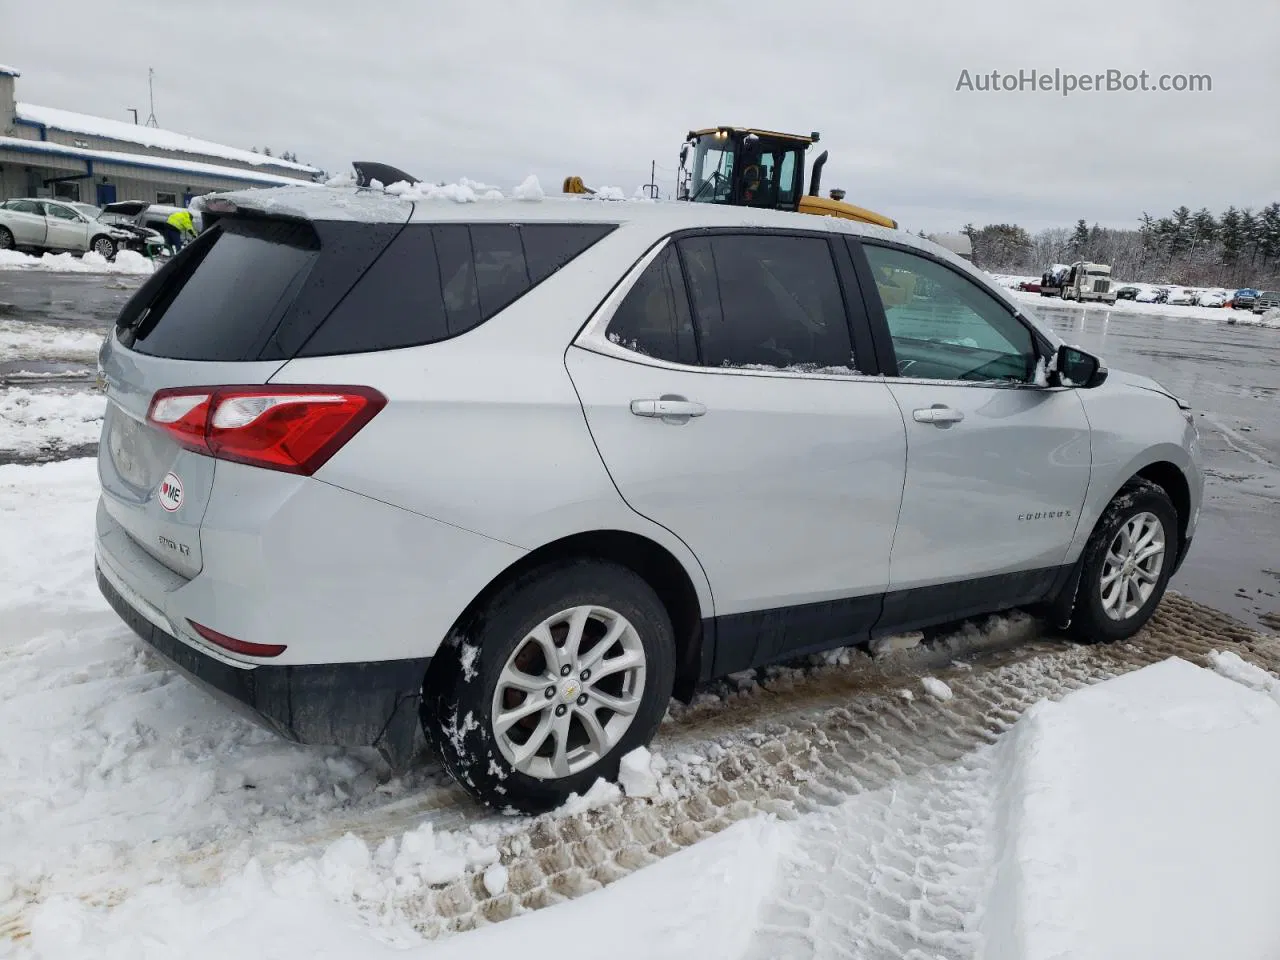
[0,65,320,207]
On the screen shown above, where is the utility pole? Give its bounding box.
[648,161,657,199]
[145,68,159,128]
[127,108,138,125]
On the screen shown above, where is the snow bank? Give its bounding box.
[1009,287,1263,325]
[0,387,105,455]
[980,657,1280,960]
[0,321,104,363]
[20,814,783,959]
[512,174,544,201]
[0,248,154,274]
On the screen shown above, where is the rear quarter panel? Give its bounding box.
[270,221,716,618]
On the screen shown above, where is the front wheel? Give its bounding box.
[423,560,675,813]
[1068,479,1179,643]
[90,235,117,259]
[0,226,14,250]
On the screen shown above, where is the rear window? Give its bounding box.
[298,222,616,356]
[124,219,321,362]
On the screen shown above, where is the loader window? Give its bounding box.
[688,135,735,203]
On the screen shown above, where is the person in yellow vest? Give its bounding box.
[163,208,198,251]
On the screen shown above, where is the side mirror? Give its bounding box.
[679,144,690,166]
[1052,344,1108,388]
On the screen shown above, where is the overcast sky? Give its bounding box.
[6,0,1278,233]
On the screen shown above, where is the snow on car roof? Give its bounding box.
[15,102,320,175]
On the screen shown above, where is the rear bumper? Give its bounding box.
[97,561,429,768]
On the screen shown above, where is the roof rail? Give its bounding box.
[352,161,421,188]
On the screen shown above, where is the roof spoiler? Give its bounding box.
[352,161,421,189]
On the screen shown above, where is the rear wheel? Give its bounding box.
[91,235,117,259]
[423,560,675,813]
[0,227,13,250]
[1068,479,1179,643]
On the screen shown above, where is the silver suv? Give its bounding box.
[95,181,1202,812]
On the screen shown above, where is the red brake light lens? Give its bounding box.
[147,385,385,475]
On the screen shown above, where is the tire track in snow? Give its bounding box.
[2,595,1276,951]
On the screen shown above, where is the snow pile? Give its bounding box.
[1227,308,1280,330]
[384,180,502,203]
[0,248,154,274]
[921,676,954,700]
[0,321,104,363]
[981,656,1280,960]
[0,387,105,454]
[512,174,545,201]
[594,186,626,200]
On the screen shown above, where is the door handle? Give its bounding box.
[913,405,965,424]
[630,398,707,420]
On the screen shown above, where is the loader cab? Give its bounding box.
[679,128,812,212]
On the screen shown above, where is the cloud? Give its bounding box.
[6,0,1277,231]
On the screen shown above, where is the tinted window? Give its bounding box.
[46,204,80,221]
[300,223,615,356]
[605,246,697,364]
[129,219,320,361]
[6,200,40,215]
[679,234,855,370]
[859,242,1035,383]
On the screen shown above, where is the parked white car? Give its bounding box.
[0,197,135,258]
[1197,289,1229,308]
[1166,288,1198,306]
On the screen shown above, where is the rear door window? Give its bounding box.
[678,234,856,371]
[604,245,698,364]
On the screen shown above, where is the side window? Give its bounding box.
[8,200,40,215]
[679,234,855,371]
[605,245,698,364]
[46,204,79,221]
[300,222,614,356]
[858,242,1036,383]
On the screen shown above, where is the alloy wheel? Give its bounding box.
[1100,511,1166,620]
[490,605,647,779]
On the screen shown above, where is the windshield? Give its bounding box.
[688,134,735,203]
[70,202,102,220]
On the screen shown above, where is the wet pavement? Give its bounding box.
[0,273,1276,629]
[1034,302,1280,629]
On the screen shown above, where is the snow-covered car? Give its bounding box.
[1166,288,1198,306]
[1197,289,1229,308]
[0,197,135,258]
[93,178,1204,813]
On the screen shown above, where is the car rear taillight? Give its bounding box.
[187,619,286,658]
[147,385,386,475]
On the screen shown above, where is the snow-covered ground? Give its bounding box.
[4,456,1280,958]
[0,388,104,458]
[0,249,154,275]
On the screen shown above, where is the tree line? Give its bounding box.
[956,203,1280,288]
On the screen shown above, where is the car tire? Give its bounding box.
[1068,478,1179,644]
[423,559,676,813]
[0,226,13,250]
[90,235,117,259]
